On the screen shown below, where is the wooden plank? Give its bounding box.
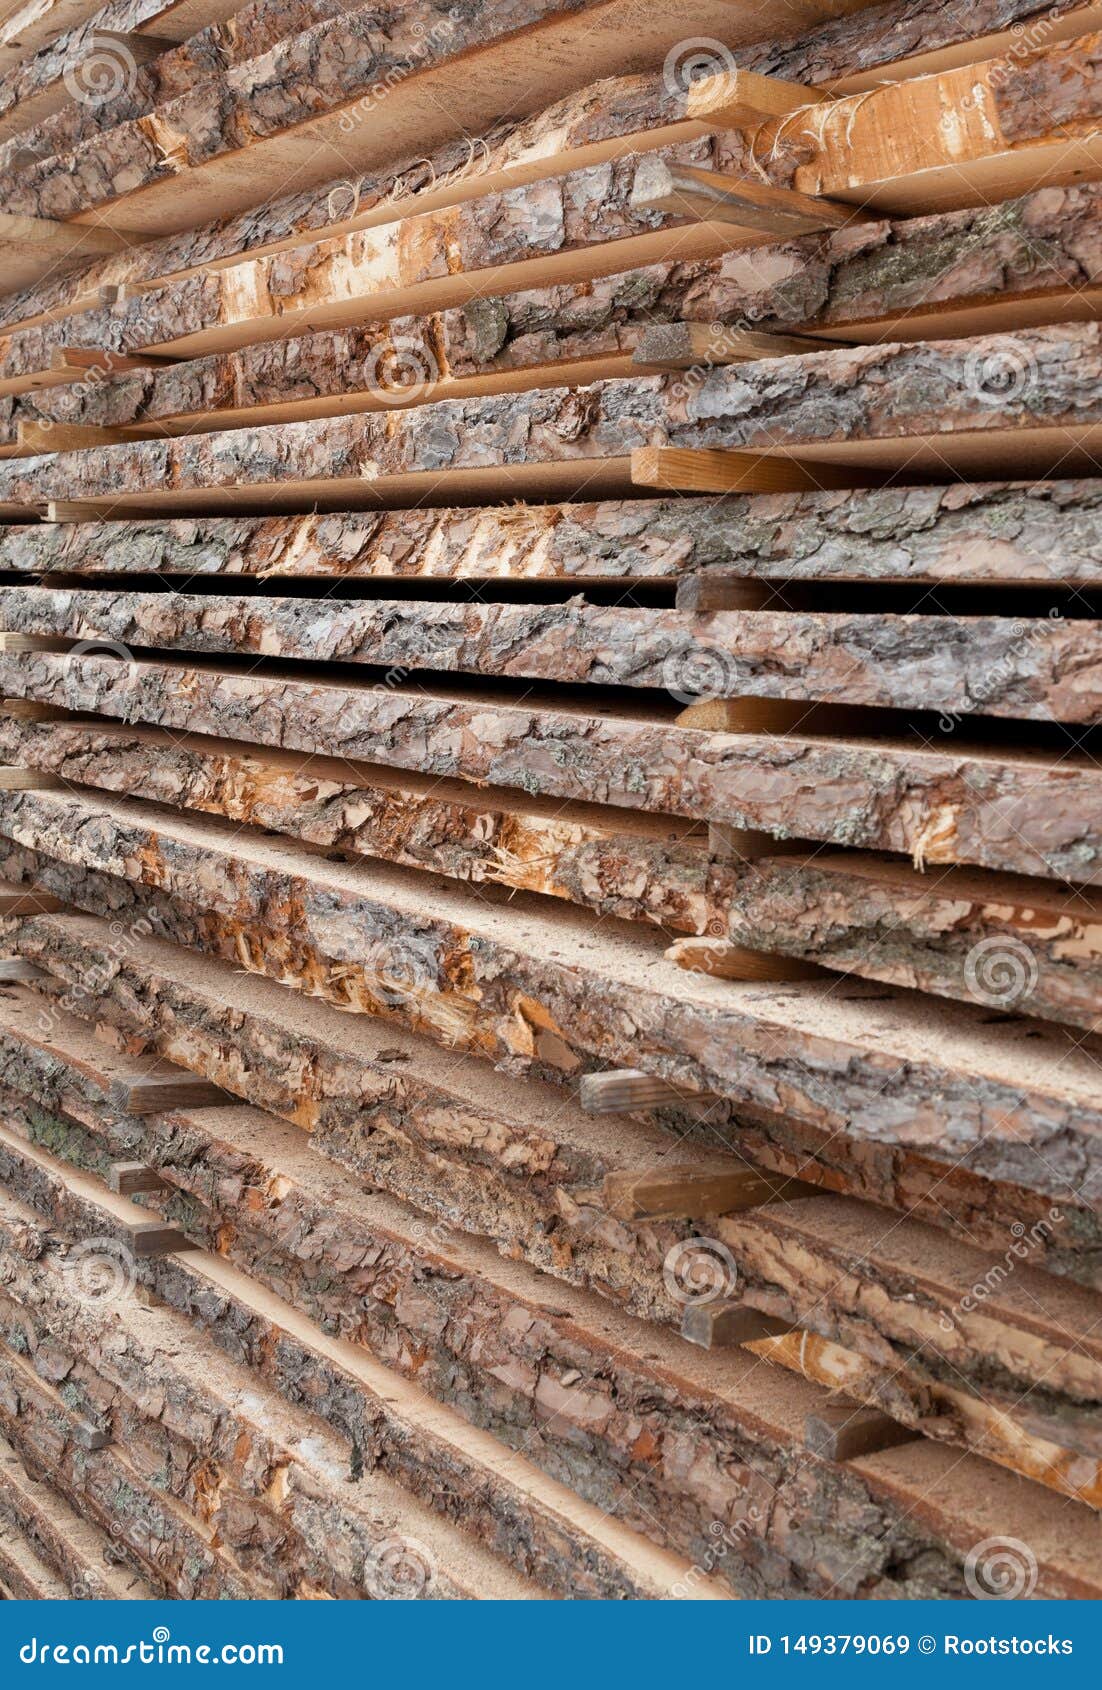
[108,1161,169,1197]
[630,155,868,234]
[749,24,1102,213]
[11,790,1102,1213]
[0,1,889,239]
[580,1070,718,1115]
[681,1302,792,1348]
[15,583,1102,723]
[106,1074,236,1115]
[5,648,1102,885]
[3,476,1100,587]
[630,446,859,493]
[12,1119,1081,1603]
[805,1402,922,1462]
[0,213,144,294]
[603,1166,818,1221]
[633,323,850,370]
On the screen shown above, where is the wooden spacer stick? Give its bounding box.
[631,445,856,494]
[665,936,826,983]
[631,157,871,236]
[681,1301,793,1349]
[107,1075,237,1116]
[125,1221,191,1258]
[634,322,848,371]
[805,1402,922,1462]
[0,888,65,918]
[108,1163,171,1198]
[604,1164,820,1221]
[685,68,827,130]
[579,1068,719,1115]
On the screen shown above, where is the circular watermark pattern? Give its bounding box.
[963,341,1037,408]
[360,933,438,1008]
[663,1237,739,1306]
[63,38,139,109]
[364,1534,434,1599]
[662,37,737,96]
[63,1236,137,1305]
[367,339,440,405]
[964,936,1038,1008]
[964,1536,1038,1600]
[326,180,362,224]
[661,640,741,707]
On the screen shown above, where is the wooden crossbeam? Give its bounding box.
[676,576,785,613]
[71,1421,112,1452]
[603,1165,819,1221]
[0,213,145,294]
[106,1074,236,1116]
[664,937,825,983]
[0,635,65,653]
[94,30,176,65]
[0,767,62,790]
[674,697,813,733]
[0,959,47,984]
[51,348,180,374]
[579,1069,718,1115]
[17,422,151,454]
[125,1220,190,1257]
[633,323,847,370]
[630,447,856,494]
[108,1162,170,1197]
[805,1402,922,1462]
[630,157,868,236]
[683,68,824,129]
[0,887,64,917]
[680,1301,793,1349]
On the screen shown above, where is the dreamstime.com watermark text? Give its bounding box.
[18,1628,283,1667]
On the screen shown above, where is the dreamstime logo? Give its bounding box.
[367,338,440,404]
[63,37,139,108]
[364,1535,435,1599]
[62,1236,137,1305]
[326,179,363,223]
[964,1536,1038,1600]
[663,1237,738,1306]
[360,932,438,1008]
[662,36,737,96]
[661,640,740,706]
[59,638,140,705]
[963,341,1037,408]
[964,936,1038,1008]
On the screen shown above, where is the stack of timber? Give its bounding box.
[3,0,1102,1605]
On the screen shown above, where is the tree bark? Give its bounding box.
[3,479,1102,587]
[7,328,1102,514]
[2,582,1097,723]
[4,648,1101,883]
[3,1096,1097,1599]
[5,792,1102,1210]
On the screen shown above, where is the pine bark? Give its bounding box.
[5,793,1102,1210]
[2,582,1097,723]
[3,1097,1096,1600]
[3,480,1102,587]
[7,1041,1101,1510]
[6,328,1102,514]
[4,647,1101,883]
